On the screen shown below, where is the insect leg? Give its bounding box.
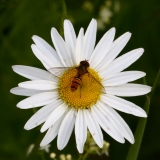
[79,81,83,98]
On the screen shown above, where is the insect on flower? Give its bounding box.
[49,60,105,97]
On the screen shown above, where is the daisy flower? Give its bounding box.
[10,19,151,153]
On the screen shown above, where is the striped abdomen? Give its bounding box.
[71,76,82,92]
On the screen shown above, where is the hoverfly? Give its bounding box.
[70,60,89,92]
[48,60,105,96]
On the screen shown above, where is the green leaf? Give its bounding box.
[126,70,160,160]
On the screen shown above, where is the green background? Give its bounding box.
[0,0,160,159]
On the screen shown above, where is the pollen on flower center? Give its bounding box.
[58,67,103,109]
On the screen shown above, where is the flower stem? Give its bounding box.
[81,151,90,160]
[77,155,83,160]
[126,70,160,160]
[40,151,46,160]
[60,0,67,37]
[25,133,45,160]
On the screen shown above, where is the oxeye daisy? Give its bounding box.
[10,19,151,153]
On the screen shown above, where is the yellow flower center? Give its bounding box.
[58,67,103,109]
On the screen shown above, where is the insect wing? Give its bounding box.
[88,73,106,94]
[48,67,70,78]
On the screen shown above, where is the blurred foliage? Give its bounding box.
[0,0,160,160]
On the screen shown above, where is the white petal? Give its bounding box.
[17,92,58,109]
[32,35,62,65]
[64,20,76,64]
[90,27,115,68]
[18,80,57,90]
[102,71,146,86]
[75,109,87,153]
[51,28,73,66]
[91,105,125,143]
[84,19,97,60]
[97,102,134,143]
[12,65,57,82]
[96,32,131,71]
[101,94,147,117]
[58,108,76,150]
[75,28,84,65]
[40,108,69,147]
[40,118,62,147]
[24,99,62,130]
[105,83,151,97]
[41,103,68,132]
[10,87,46,96]
[84,109,103,148]
[31,44,57,70]
[100,48,144,78]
